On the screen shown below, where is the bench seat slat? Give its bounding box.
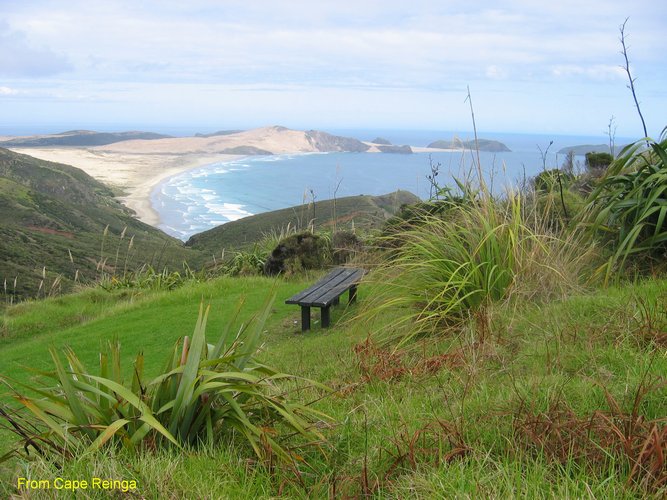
[285,268,363,306]
[285,267,364,331]
[285,268,347,304]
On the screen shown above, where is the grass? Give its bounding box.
[1,272,665,498]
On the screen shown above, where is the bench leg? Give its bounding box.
[301,306,311,331]
[321,306,331,328]
[333,297,340,306]
[349,286,358,304]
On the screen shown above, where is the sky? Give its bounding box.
[0,0,665,137]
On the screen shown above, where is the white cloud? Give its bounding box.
[551,65,626,81]
[0,86,18,95]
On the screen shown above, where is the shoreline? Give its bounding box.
[9,148,242,226]
[118,154,244,226]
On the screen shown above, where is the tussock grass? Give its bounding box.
[360,189,597,346]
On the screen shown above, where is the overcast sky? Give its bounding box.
[1,0,665,137]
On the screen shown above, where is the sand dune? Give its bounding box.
[98,126,319,155]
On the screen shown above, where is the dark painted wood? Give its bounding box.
[301,306,311,331]
[349,285,357,304]
[286,267,364,330]
[321,306,331,328]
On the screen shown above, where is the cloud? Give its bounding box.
[0,22,71,77]
[0,86,19,95]
[551,65,626,81]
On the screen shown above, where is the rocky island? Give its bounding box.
[427,138,511,152]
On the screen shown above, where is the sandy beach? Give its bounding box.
[11,147,242,226]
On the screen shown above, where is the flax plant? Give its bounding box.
[584,127,667,282]
[0,296,330,466]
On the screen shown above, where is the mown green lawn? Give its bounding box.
[1,274,665,498]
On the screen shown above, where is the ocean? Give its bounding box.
[152,130,626,240]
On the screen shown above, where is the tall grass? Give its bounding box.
[361,186,595,346]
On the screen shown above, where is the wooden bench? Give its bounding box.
[286,267,364,331]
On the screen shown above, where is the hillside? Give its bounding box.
[0,148,203,299]
[428,138,511,152]
[1,273,664,497]
[0,130,171,148]
[186,190,419,252]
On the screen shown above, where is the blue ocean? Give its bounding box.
[152,130,624,240]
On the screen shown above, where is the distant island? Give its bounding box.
[557,144,611,155]
[371,137,392,145]
[428,138,511,152]
[377,145,413,154]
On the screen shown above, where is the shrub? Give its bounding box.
[0,297,329,465]
[533,168,574,193]
[585,152,614,172]
[584,128,667,279]
[533,189,586,232]
[332,230,362,264]
[263,232,331,276]
[362,191,593,346]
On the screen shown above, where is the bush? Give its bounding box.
[533,189,586,232]
[585,152,614,172]
[584,128,667,279]
[263,232,331,276]
[0,298,329,465]
[533,168,574,192]
[332,230,362,264]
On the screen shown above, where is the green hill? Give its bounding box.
[185,190,420,252]
[0,148,203,300]
[0,130,171,147]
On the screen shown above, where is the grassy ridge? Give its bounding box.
[0,148,204,299]
[186,190,419,253]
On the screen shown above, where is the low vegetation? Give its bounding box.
[1,298,328,469]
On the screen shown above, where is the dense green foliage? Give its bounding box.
[1,274,664,497]
[585,129,667,277]
[585,151,614,171]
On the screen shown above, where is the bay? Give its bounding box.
[152,130,627,240]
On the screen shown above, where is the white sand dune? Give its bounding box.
[98,126,319,155]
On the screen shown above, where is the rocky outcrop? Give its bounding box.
[428,138,510,152]
[377,145,412,154]
[305,130,370,152]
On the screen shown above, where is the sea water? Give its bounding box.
[152,131,624,240]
